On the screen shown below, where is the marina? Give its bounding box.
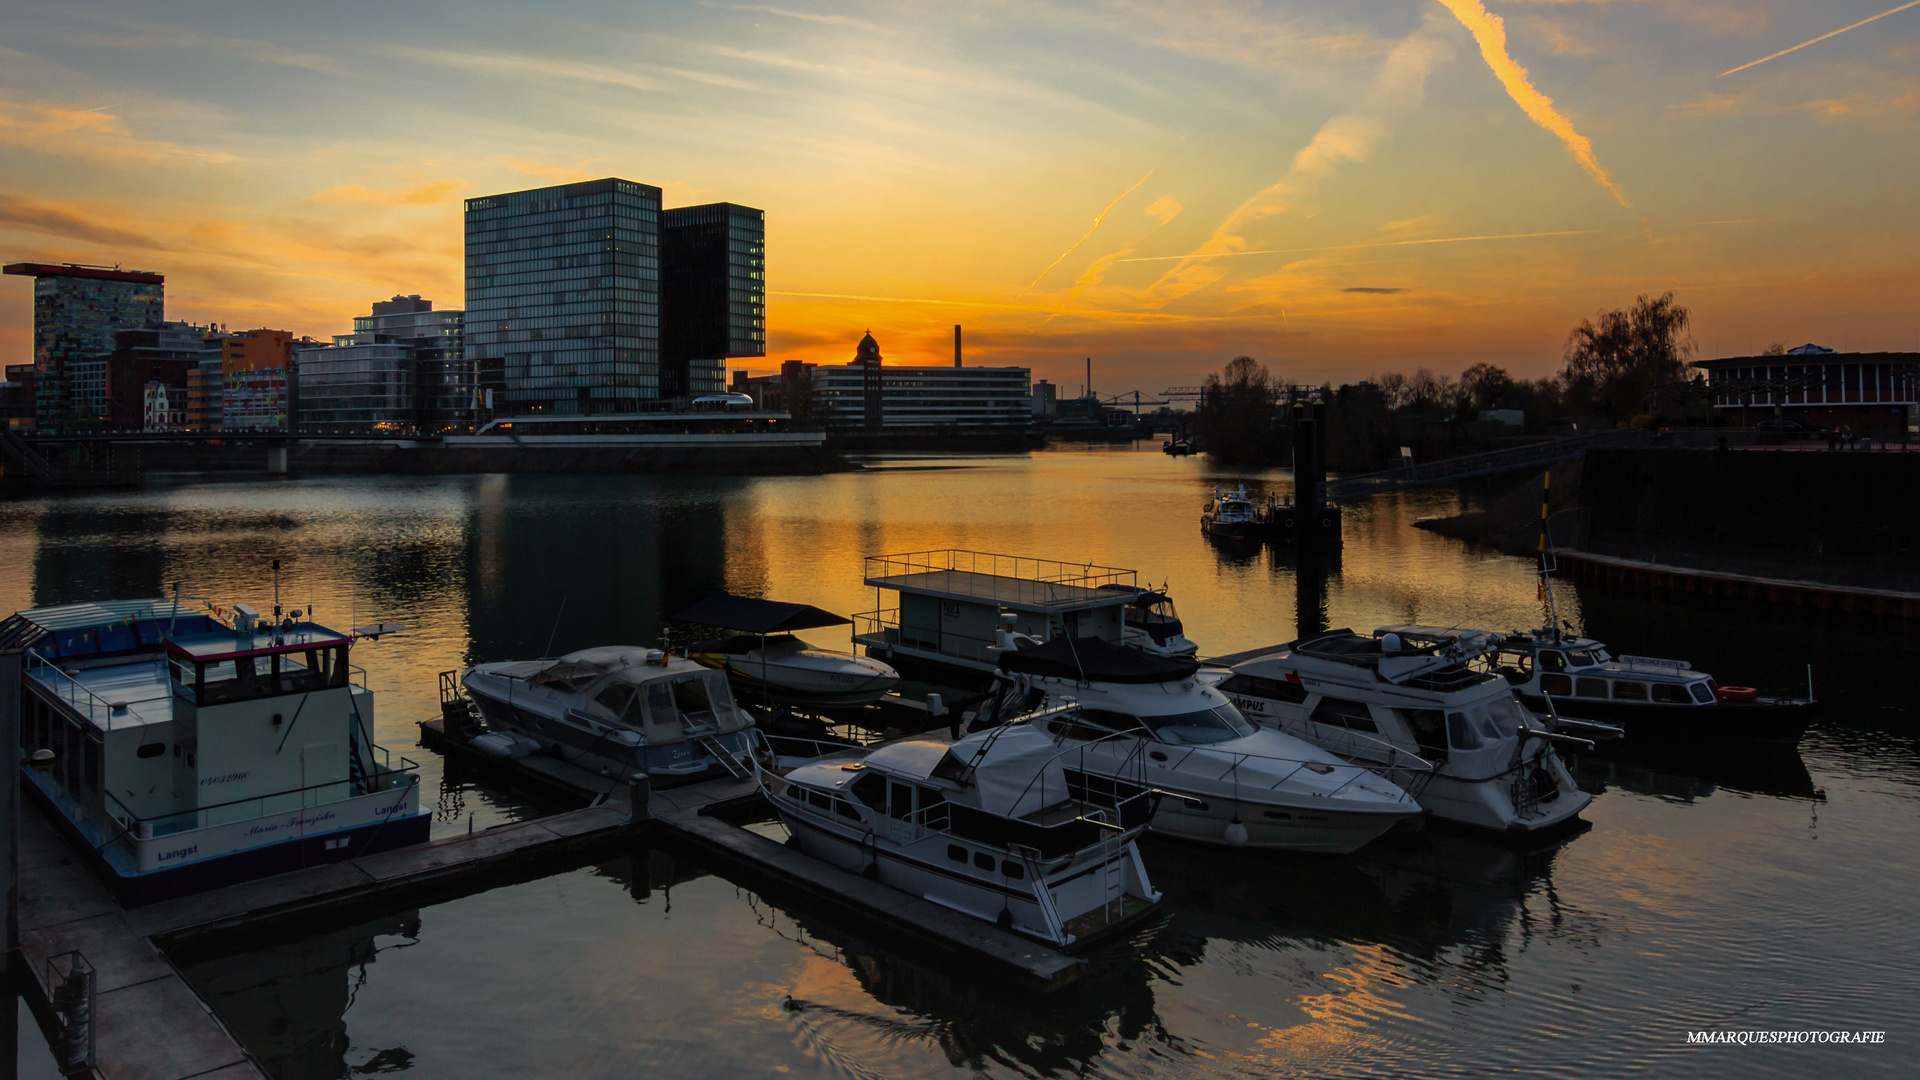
[0,448,1910,1078]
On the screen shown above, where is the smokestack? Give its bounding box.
[1086,357,1092,401]
[954,325,962,368]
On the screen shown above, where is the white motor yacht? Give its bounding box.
[686,634,900,707]
[977,636,1425,854]
[1201,483,1263,542]
[462,647,755,779]
[757,716,1162,948]
[1205,627,1592,835]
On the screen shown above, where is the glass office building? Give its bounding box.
[3,263,164,430]
[661,202,766,397]
[464,178,662,415]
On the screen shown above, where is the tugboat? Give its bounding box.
[1206,627,1592,835]
[2,581,429,903]
[976,636,1427,853]
[1200,484,1263,542]
[756,714,1162,947]
[461,647,756,779]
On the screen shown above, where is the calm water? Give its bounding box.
[3,446,1914,1077]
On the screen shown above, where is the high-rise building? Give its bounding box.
[3,262,165,430]
[661,202,765,397]
[464,178,663,416]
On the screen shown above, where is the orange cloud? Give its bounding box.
[311,180,465,206]
[0,190,160,249]
[1433,0,1632,208]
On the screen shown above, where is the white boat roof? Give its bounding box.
[865,569,1142,612]
[859,738,952,780]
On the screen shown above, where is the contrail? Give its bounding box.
[1021,166,1157,293]
[1720,1,1920,77]
[1433,0,1631,208]
[1116,229,1598,262]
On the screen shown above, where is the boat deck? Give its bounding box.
[865,568,1128,610]
[34,655,177,728]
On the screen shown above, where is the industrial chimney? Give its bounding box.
[954,324,962,368]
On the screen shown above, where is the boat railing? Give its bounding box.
[1283,719,1440,798]
[747,728,878,767]
[863,550,1140,602]
[22,652,160,732]
[100,753,420,840]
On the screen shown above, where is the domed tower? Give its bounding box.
[855,330,884,430]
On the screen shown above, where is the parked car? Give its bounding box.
[1754,419,1823,439]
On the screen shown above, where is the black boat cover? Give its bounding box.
[671,592,851,634]
[995,635,1200,684]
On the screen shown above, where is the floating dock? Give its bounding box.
[1551,547,1920,619]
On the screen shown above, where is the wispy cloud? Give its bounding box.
[0,190,160,249]
[382,45,754,92]
[1022,165,1159,292]
[1120,229,1600,262]
[1720,1,1920,77]
[311,180,464,207]
[1344,286,1406,294]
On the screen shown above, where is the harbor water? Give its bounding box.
[2,446,1913,1077]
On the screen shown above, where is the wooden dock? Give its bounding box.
[1552,547,1920,619]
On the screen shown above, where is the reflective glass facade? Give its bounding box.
[661,202,765,397]
[464,178,661,415]
[2,264,164,431]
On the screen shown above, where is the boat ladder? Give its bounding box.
[696,735,752,779]
[1100,831,1126,924]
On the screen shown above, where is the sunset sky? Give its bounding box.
[2,0,1916,392]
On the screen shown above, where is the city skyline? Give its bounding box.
[2,0,1917,392]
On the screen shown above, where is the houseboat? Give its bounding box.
[1205,627,1592,835]
[851,549,1197,684]
[461,646,757,778]
[756,714,1162,947]
[3,595,429,903]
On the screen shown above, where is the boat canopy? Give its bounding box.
[996,635,1200,684]
[672,592,851,634]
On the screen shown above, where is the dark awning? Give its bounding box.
[671,592,851,634]
[995,635,1200,684]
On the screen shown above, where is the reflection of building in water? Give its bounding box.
[179,911,420,1080]
[462,477,733,661]
[28,505,180,605]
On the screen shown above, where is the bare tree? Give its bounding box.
[1564,292,1694,418]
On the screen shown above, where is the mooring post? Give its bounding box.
[1,649,19,973]
[626,773,651,824]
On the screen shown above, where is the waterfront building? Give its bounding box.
[809,332,1031,432]
[296,295,472,433]
[1032,379,1057,416]
[0,363,33,430]
[464,178,663,416]
[142,380,186,430]
[2,262,165,430]
[219,329,298,430]
[104,322,207,429]
[661,202,766,398]
[1691,345,1920,435]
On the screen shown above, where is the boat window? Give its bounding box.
[1567,650,1595,667]
[1540,674,1573,696]
[1059,709,1132,741]
[1218,673,1308,704]
[807,788,832,811]
[594,684,634,714]
[851,772,888,810]
[1652,683,1690,704]
[1001,860,1025,880]
[1481,696,1531,737]
[1539,652,1567,672]
[834,796,862,821]
[973,851,995,871]
[704,674,743,724]
[1612,681,1649,701]
[1401,709,1448,758]
[948,844,967,863]
[1446,711,1483,751]
[1309,697,1379,734]
[1575,677,1608,698]
[1141,704,1255,745]
[672,676,716,718]
[1592,649,1611,662]
[888,781,914,821]
[918,786,950,829]
[1690,682,1715,704]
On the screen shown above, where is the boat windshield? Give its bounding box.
[1566,649,1597,667]
[1141,704,1254,745]
[1445,696,1532,751]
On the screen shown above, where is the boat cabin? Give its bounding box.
[1484,630,1719,706]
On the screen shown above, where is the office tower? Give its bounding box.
[3,262,164,430]
[464,178,662,415]
[296,294,469,432]
[660,202,765,397]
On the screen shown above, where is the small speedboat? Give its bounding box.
[975,635,1426,853]
[757,717,1162,947]
[1206,627,1592,835]
[462,647,755,779]
[687,633,900,707]
[1097,585,1200,660]
[1201,483,1263,542]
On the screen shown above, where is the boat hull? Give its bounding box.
[1147,793,1415,853]
[1519,693,1817,745]
[700,654,900,707]
[465,680,746,779]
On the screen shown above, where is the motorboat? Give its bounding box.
[1097,585,1199,660]
[2,587,429,903]
[1477,625,1818,745]
[975,635,1426,853]
[686,634,900,707]
[1205,627,1592,835]
[756,715,1162,948]
[461,647,755,779]
[1200,483,1262,542]
[675,591,900,707]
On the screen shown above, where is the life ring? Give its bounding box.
[1715,686,1759,703]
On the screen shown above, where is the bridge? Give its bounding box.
[1325,430,1654,500]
